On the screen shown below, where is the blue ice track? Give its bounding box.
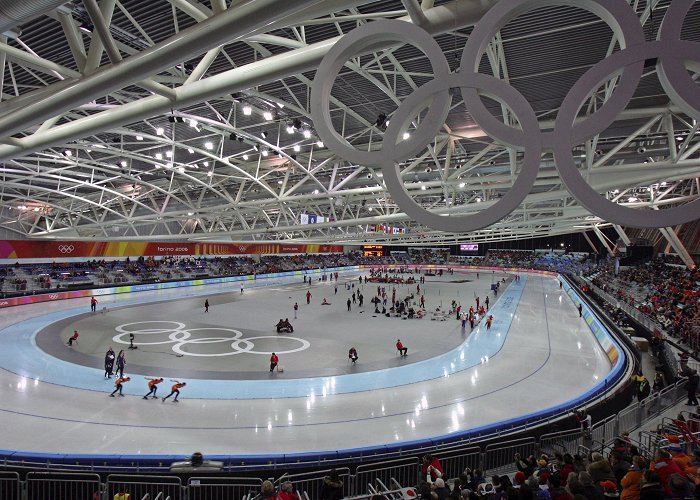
[0,273,526,399]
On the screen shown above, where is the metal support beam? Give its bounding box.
[659,227,696,270]
[583,231,599,254]
[0,0,500,161]
[0,0,329,138]
[613,224,631,246]
[593,226,615,257]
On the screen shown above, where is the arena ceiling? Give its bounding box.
[0,0,698,246]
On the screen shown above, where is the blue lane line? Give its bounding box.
[0,274,527,399]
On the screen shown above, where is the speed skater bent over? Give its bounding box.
[162,381,186,403]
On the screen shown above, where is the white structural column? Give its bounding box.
[593,225,615,257]
[659,227,696,270]
[583,231,600,254]
[613,224,631,246]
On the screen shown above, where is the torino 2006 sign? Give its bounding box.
[310,0,700,232]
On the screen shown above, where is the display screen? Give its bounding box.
[460,244,478,252]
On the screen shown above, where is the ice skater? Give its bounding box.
[485,296,490,310]
[162,381,186,403]
[270,353,279,372]
[348,347,358,364]
[294,302,299,319]
[347,298,351,312]
[104,347,115,378]
[143,377,163,399]
[396,339,408,357]
[90,297,97,312]
[66,330,79,346]
[486,315,493,330]
[306,290,312,305]
[578,303,583,317]
[204,299,209,313]
[110,376,130,397]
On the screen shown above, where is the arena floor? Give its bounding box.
[0,269,611,457]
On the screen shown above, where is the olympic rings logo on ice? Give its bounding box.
[310,0,700,231]
[58,245,75,254]
[113,321,310,357]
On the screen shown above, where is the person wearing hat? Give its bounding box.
[514,471,527,489]
[599,480,619,499]
[319,469,343,500]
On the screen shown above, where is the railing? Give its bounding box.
[0,471,20,500]
[187,476,262,500]
[106,475,181,500]
[25,472,101,500]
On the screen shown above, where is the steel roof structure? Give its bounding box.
[0,0,698,250]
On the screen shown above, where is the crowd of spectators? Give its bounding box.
[416,442,699,500]
[588,258,699,349]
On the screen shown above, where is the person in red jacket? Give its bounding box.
[396,339,407,357]
[651,449,685,493]
[66,330,79,346]
[276,481,299,500]
[420,454,443,482]
[110,376,130,397]
[162,381,186,403]
[270,353,279,372]
[306,290,312,305]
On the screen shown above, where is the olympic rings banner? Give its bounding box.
[0,240,343,260]
[311,0,700,231]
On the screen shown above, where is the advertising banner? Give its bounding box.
[0,241,343,259]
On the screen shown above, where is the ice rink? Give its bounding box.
[0,269,612,457]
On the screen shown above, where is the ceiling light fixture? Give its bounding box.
[303,130,311,139]
[316,141,324,148]
[242,105,252,116]
[242,154,249,160]
[263,111,273,121]
[293,145,300,152]
[136,135,143,141]
[156,127,164,136]
[204,141,213,150]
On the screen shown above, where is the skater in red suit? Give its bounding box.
[110,376,130,397]
[396,339,407,357]
[143,377,163,399]
[162,381,186,403]
[306,290,312,305]
[486,315,493,330]
[270,353,279,372]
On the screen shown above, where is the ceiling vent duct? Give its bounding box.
[0,0,70,35]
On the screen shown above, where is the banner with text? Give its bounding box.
[0,240,343,259]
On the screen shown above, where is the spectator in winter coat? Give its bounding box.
[667,474,694,500]
[620,456,645,500]
[578,472,605,500]
[260,481,276,500]
[548,474,572,500]
[527,476,551,500]
[320,470,343,500]
[588,453,617,485]
[560,454,575,485]
[515,453,536,478]
[276,482,299,500]
[610,452,631,486]
[651,449,684,493]
[432,478,451,500]
[638,470,666,500]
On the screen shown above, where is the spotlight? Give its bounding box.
[242,105,252,116]
[293,145,300,152]
[637,147,646,154]
[303,129,311,139]
[316,141,324,148]
[286,125,295,134]
[242,154,249,160]
[263,111,273,121]
[261,131,268,139]
[262,149,269,157]
[375,113,387,128]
